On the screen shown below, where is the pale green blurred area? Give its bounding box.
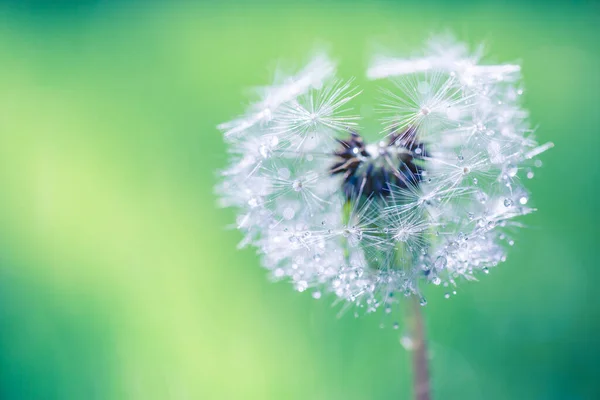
[0,1,598,399]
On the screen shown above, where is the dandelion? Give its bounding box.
[217,37,552,400]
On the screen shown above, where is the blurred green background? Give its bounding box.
[0,0,598,399]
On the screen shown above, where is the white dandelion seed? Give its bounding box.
[217,38,552,313]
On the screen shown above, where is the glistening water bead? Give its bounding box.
[217,36,553,314]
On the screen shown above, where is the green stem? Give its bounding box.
[410,296,431,400]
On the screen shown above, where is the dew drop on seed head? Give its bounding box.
[312,291,321,299]
[444,293,450,299]
[448,241,460,253]
[434,256,447,269]
[282,207,295,220]
[506,164,518,177]
[417,80,430,94]
[432,277,441,285]
[504,198,513,207]
[419,297,428,306]
[292,179,303,192]
[259,144,270,159]
[248,197,260,208]
[393,322,399,330]
[519,196,528,205]
[527,171,534,179]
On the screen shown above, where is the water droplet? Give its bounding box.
[534,160,543,168]
[278,167,291,179]
[519,196,528,205]
[448,241,460,253]
[263,107,272,120]
[247,197,260,208]
[506,164,518,177]
[508,240,515,246]
[419,297,428,306]
[312,291,321,299]
[296,281,307,292]
[504,198,513,207]
[472,177,478,185]
[432,277,441,285]
[292,179,303,191]
[483,267,489,274]
[477,191,488,204]
[434,256,447,269]
[282,207,295,220]
[417,80,430,94]
[393,322,399,330]
[527,171,534,179]
[444,293,450,299]
[258,144,271,159]
[400,334,414,350]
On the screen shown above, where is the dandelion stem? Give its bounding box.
[410,296,431,400]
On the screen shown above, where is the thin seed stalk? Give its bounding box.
[410,295,431,400]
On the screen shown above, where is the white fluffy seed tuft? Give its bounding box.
[217,37,552,313]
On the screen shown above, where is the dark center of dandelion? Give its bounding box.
[330,127,428,199]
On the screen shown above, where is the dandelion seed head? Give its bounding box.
[217,37,552,314]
